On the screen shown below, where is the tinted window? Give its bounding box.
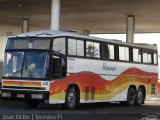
[133,48,141,62]
[109,45,115,60]
[86,41,100,58]
[86,41,94,57]
[94,43,100,58]
[101,44,109,60]
[147,51,152,63]
[68,39,76,55]
[153,52,158,64]
[68,39,84,56]
[53,38,66,54]
[77,40,84,56]
[7,38,51,49]
[119,46,129,61]
[142,50,152,64]
[101,43,115,60]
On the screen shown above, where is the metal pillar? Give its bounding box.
[51,0,60,30]
[22,19,29,33]
[83,30,90,36]
[126,15,135,43]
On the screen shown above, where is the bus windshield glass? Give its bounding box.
[3,51,49,79]
[6,38,51,49]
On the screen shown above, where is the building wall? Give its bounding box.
[0,36,7,82]
[158,55,160,96]
[0,62,2,82]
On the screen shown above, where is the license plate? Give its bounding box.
[17,94,25,98]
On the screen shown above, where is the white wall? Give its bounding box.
[0,36,7,81]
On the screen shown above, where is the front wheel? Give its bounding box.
[127,87,136,106]
[135,88,144,106]
[65,88,79,109]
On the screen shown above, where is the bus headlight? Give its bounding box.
[1,92,11,98]
[31,94,43,99]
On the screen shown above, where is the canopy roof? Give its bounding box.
[0,0,160,34]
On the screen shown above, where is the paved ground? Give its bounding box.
[0,98,160,120]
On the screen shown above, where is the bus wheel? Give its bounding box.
[127,87,136,106]
[135,88,144,106]
[26,101,39,108]
[65,87,79,109]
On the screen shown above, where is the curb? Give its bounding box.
[147,97,160,101]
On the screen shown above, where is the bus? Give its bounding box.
[1,30,158,109]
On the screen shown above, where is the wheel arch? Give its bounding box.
[66,83,80,99]
[128,85,137,92]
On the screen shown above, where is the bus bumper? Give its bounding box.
[1,89,49,102]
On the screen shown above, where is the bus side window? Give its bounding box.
[153,52,158,64]
[109,44,115,60]
[51,56,61,79]
[51,56,66,79]
[86,41,94,57]
[133,48,142,63]
[53,38,66,54]
[86,41,100,58]
[68,38,84,57]
[101,43,109,60]
[68,38,76,56]
[77,40,84,56]
[119,46,129,61]
[142,49,152,64]
[147,51,152,64]
[61,58,67,78]
[94,42,100,58]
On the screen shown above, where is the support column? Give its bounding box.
[126,15,135,43]
[51,0,60,30]
[83,30,90,36]
[22,19,29,33]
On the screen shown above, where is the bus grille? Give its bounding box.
[2,86,42,90]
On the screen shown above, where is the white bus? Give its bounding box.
[1,30,158,109]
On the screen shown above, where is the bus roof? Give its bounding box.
[9,30,157,51]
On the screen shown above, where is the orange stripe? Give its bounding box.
[3,80,41,87]
[49,67,158,95]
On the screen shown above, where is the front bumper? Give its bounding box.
[1,89,49,102]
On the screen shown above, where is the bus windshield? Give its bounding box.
[3,51,49,79]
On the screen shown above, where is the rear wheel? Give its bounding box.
[26,101,40,108]
[127,87,136,106]
[135,88,144,106]
[65,87,79,109]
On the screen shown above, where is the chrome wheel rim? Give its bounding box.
[129,89,135,103]
[68,91,76,107]
[137,90,143,103]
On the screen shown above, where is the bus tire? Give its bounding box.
[65,87,79,109]
[127,87,136,106]
[26,101,39,108]
[135,87,144,106]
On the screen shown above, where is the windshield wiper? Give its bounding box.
[53,50,65,57]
